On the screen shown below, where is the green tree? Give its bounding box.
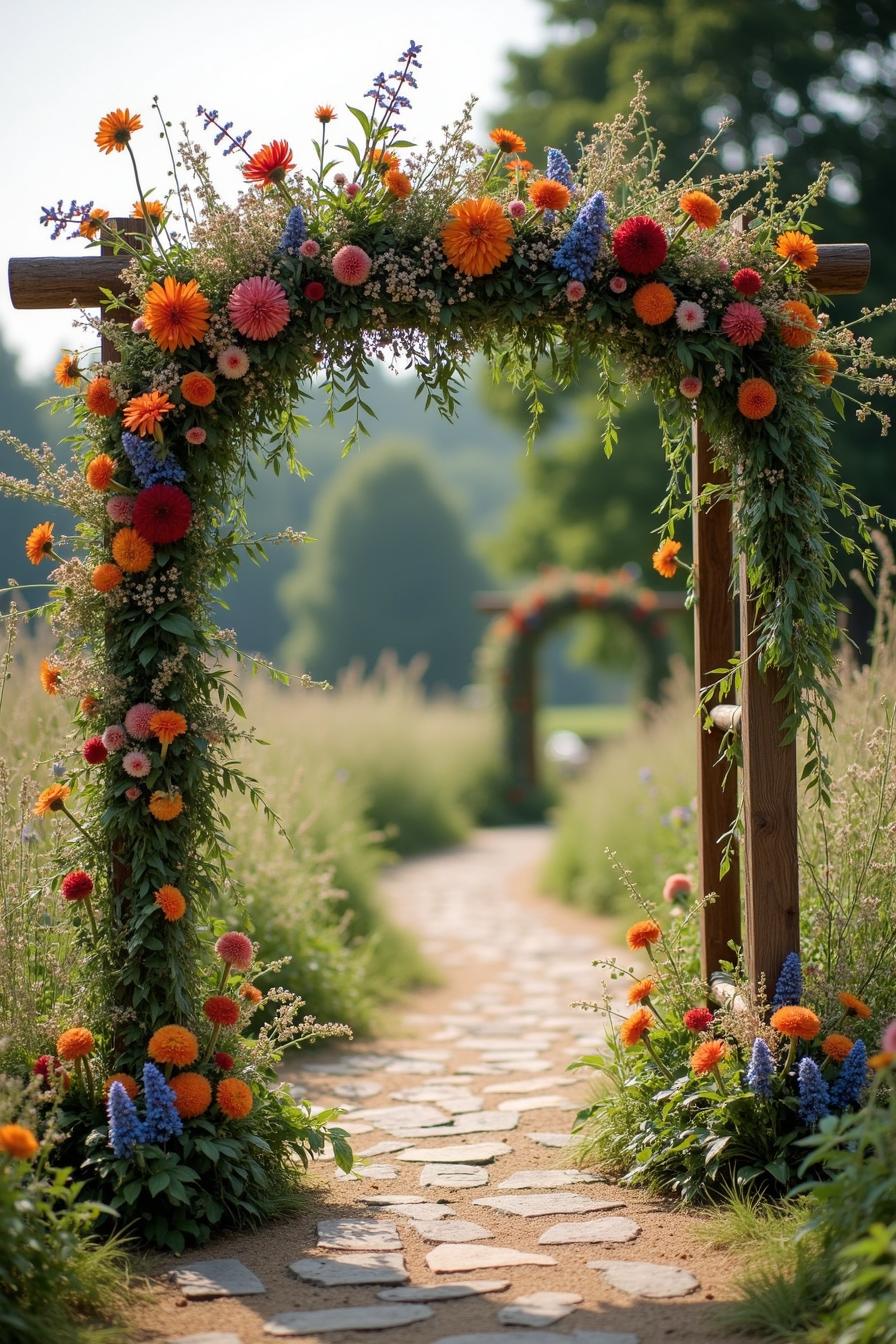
[279,441,489,689]
[0,337,56,593]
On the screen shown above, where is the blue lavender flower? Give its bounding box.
[745,1037,775,1098]
[142,1063,183,1144]
[772,951,803,1008]
[797,1057,830,1127]
[277,206,307,255]
[121,432,186,488]
[830,1039,869,1112]
[107,1081,145,1158]
[546,148,574,190]
[552,191,606,283]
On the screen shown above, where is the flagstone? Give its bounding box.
[172,1260,265,1300]
[420,1163,490,1188]
[357,1140,409,1157]
[316,1218,402,1251]
[497,1170,603,1191]
[588,1259,699,1298]
[389,1111,518,1138]
[352,1104,449,1128]
[288,1253,408,1286]
[263,1304,432,1335]
[330,1079,382,1101]
[483,1078,568,1094]
[359,1193,427,1205]
[496,1095,575,1113]
[409,1218,494,1242]
[382,1201,456,1220]
[538,1216,641,1245]
[335,1163,398,1181]
[498,1291,583,1326]
[527,1132,571,1148]
[425,1243,558,1273]
[396,1141,511,1164]
[474,1193,619,1218]
[378,1281,511,1302]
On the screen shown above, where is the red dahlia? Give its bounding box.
[683,1006,714,1032]
[304,281,325,301]
[203,995,240,1026]
[611,215,668,274]
[62,870,94,901]
[732,267,762,295]
[82,736,108,765]
[214,1051,235,1071]
[132,484,192,544]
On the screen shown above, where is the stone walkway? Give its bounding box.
[136,828,754,1344]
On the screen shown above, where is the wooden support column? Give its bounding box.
[738,556,800,992]
[692,421,741,979]
[99,216,146,363]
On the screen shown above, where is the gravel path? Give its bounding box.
[133,827,757,1344]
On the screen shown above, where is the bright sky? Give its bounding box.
[2,0,547,380]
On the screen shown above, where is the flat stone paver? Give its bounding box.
[382,1201,456,1220]
[263,1305,432,1335]
[335,1163,398,1181]
[420,1163,490,1188]
[526,1132,571,1148]
[378,1282,511,1301]
[432,1334,640,1344]
[172,1261,265,1300]
[409,1217,494,1242]
[588,1260,700,1298]
[498,1291,583,1325]
[316,1218,402,1251]
[474,1193,620,1218]
[389,1111,519,1137]
[539,1216,641,1245]
[425,1243,558,1273]
[358,1193,426,1205]
[288,1253,408,1286]
[397,1142,511,1164]
[496,1095,574,1113]
[497,1169,601,1190]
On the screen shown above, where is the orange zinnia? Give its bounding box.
[625,919,662,951]
[0,1123,40,1160]
[103,1073,138,1101]
[217,1077,254,1119]
[652,538,681,579]
[56,1026,94,1060]
[808,350,838,385]
[528,179,571,212]
[34,783,70,816]
[111,527,153,574]
[490,127,526,154]
[838,991,871,1020]
[79,207,110,240]
[25,522,55,565]
[779,300,818,349]
[314,104,336,123]
[737,378,777,420]
[384,168,413,198]
[85,454,117,490]
[148,1025,199,1067]
[370,148,400,174]
[626,977,655,1005]
[39,658,61,695]
[149,709,187,746]
[691,1039,728,1075]
[84,378,119,417]
[821,1033,855,1063]
[132,199,165,222]
[869,1051,895,1070]
[95,108,142,154]
[505,157,533,177]
[442,197,514,277]
[619,1006,655,1047]
[239,982,263,1005]
[633,282,676,325]
[54,353,81,388]
[169,1071,212,1118]
[679,190,721,230]
[770,1005,821,1040]
[242,140,295,186]
[149,790,184,821]
[144,277,210,352]
[122,389,175,437]
[180,372,216,406]
[92,563,124,593]
[155,884,187,921]
[775,230,819,271]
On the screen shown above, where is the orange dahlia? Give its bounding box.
[239,983,263,1005]
[691,1039,728,1075]
[775,231,819,271]
[147,1025,198,1067]
[821,1033,855,1063]
[489,127,526,154]
[92,563,124,593]
[85,454,117,490]
[869,1051,895,1071]
[34,784,70,816]
[679,190,721,230]
[370,147,400,174]
[154,884,187,921]
[103,1072,138,1101]
[217,1077,254,1119]
[737,378,777,420]
[619,1006,655,1047]
[111,527,154,574]
[384,168,413,198]
[314,104,336,123]
[56,1027,94,1060]
[442,197,514,277]
[838,991,871,1020]
[528,179,571,212]
[169,1071,212,1118]
[25,521,55,565]
[79,207,110,240]
[95,108,142,154]
[54,353,81,387]
[506,157,533,177]
[39,658,61,695]
[633,282,676,325]
[149,710,187,746]
[808,350,838,385]
[149,790,184,821]
[132,199,165,223]
[652,538,681,579]
[242,140,295,186]
[625,919,662,951]
[779,300,819,349]
[770,1005,821,1040]
[0,1123,39,1159]
[180,372,216,406]
[626,977,655,1005]
[144,277,210,353]
[122,389,175,437]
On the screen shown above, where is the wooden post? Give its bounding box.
[99,216,147,363]
[692,421,741,979]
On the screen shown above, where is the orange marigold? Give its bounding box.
[132,199,165,222]
[619,1006,655,1047]
[95,108,142,154]
[80,695,99,716]
[122,389,175,437]
[180,372,216,406]
[489,127,526,154]
[528,179,571,212]
[217,1077,254,1119]
[775,230,819,271]
[92,563,124,593]
[54,353,81,387]
[625,919,662,951]
[442,197,514,277]
[652,538,681,579]
[39,658,61,695]
[779,300,819,349]
[149,790,184,822]
[143,277,211,352]
[102,1072,138,1101]
[314,104,336,123]
[85,454,117,490]
[154,884,187,921]
[821,1033,855,1063]
[0,1124,39,1160]
[149,710,187,746]
[239,982,263,1005]
[505,157,533,177]
[25,521,55,565]
[737,378,778,420]
[838,991,872,1020]
[869,1051,895,1071]
[79,207,110,240]
[56,1027,95,1060]
[679,190,721,230]
[808,350,838,385]
[242,140,296,186]
[632,282,676,325]
[384,168,413,198]
[626,977,655,1005]
[691,1039,728,1075]
[84,377,119,417]
[770,1005,821,1040]
[34,784,70,817]
[370,148,400,174]
[169,1071,212,1118]
[111,527,154,574]
[147,1025,198,1067]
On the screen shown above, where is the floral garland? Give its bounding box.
[4,43,895,1236]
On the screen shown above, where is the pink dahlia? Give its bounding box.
[227,276,291,342]
[331,244,372,286]
[101,724,127,752]
[683,1006,714,1033]
[344,182,361,199]
[675,300,705,332]
[721,301,766,346]
[565,279,586,302]
[83,736,108,765]
[215,931,254,973]
[299,239,321,258]
[122,749,151,778]
[124,702,158,741]
[333,173,347,188]
[106,495,135,524]
[125,785,142,802]
[217,346,250,380]
[131,316,148,334]
[663,872,693,903]
[608,276,627,295]
[679,375,703,399]
[882,1019,896,1053]
[185,427,207,445]
[508,200,526,220]
[733,267,762,296]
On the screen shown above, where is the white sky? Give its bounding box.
[2,0,546,380]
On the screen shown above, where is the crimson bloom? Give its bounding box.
[683,1007,714,1032]
[304,281,325,301]
[82,736,108,765]
[611,215,668,274]
[132,485,192,544]
[61,870,94,902]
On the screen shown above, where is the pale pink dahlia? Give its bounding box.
[185,427,207,445]
[124,701,158,741]
[227,276,291,342]
[299,239,321,259]
[125,785,142,802]
[101,724,127,752]
[217,346,250,380]
[679,375,703,399]
[106,495,134,524]
[331,244,372,286]
[609,276,627,295]
[663,872,693,903]
[675,300,705,332]
[565,279,586,302]
[721,301,766,346]
[122,749,151,778]
[131,316,148,334]
[508,200,526,220]
[333,173,347,188]
[344,182,361,199]
[215,931,254,972]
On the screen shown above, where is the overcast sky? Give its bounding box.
[2,0,546,380]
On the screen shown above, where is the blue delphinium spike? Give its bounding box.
[772,952,803,1008]
[277,205,307,255]
[552,191,606,282]
[546,148,574,190]
[745,1037,775,1098]
[121,432,186,488]
[797,1057,830,1127]
[141,1062,183,1143]
[106,1080,144,1158]
[830,1039,869,1111]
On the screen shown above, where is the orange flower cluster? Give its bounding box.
[122,389,175,437]
[737,378,777,420]
[170,1071,212,1118]
[143,278,210,352]
[652,539,681,579]
[149,710,188,746]
[103,1072,138,1100]
[0,1124,39,1159]
[154,884,187,921]
[779,300,819,348]
[384,169,413,199]
[775,230,819,271]
[838,991,871,1020]
[148,1024,198,1066]
[632,282,676,325]
[181,372,216,406]
[442,197,514,277]
[679,190,721,229]
[92,563,124,593]
[34,784,70,817]
[56,1027,95,1060]
[619,1006,654,1047]
[40,658,61,695]
[626,977,655,1005]
[820,1033,855,1063]
[86,454,117,490]
[528,179,570,211]
[489,127,526,154]
[25,521,55,565]
[217,1077,253,1119]
[770,1005,821,1039]
[625,919,662,951]
[149,790,184,821]
[111,528,153,574]
[691,1039,727,1075]
[84,377,119,417]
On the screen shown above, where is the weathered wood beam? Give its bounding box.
[806,242,870,295]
